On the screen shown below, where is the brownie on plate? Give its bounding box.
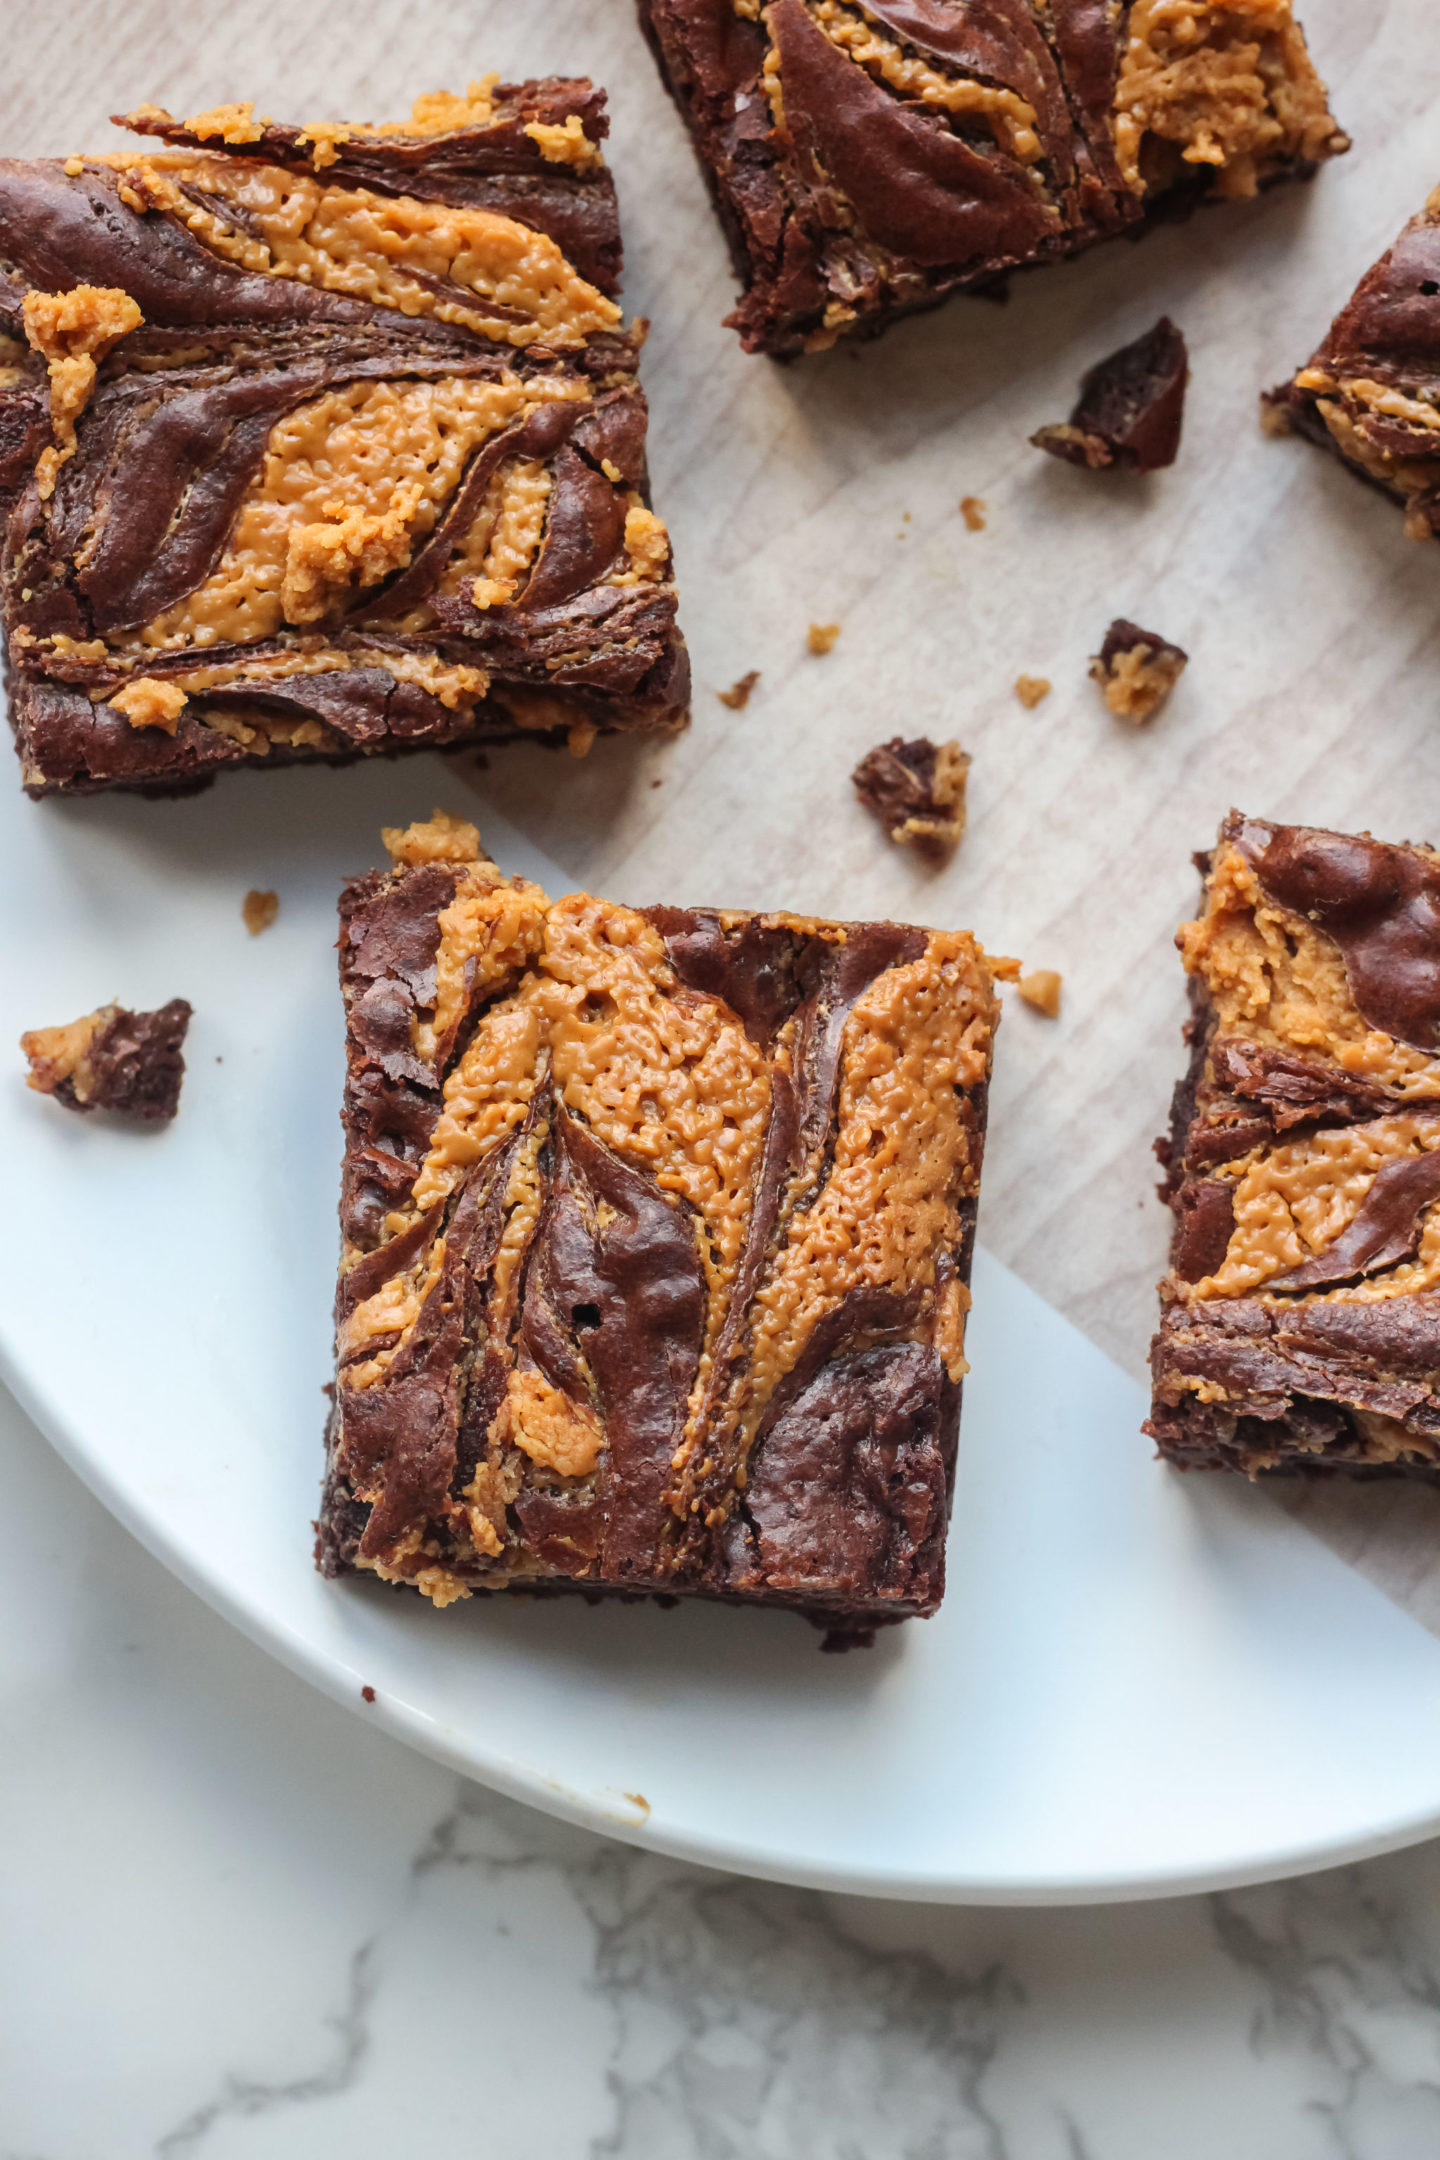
[0,84,687,797]
[1266,186,1440,543]
[1150,812,1440,1478]
[318,810,1006,1639]
[637,0,1346,356]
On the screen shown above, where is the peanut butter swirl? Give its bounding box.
[323,818,1002,1619]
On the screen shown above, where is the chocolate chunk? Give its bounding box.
[851,735,970,857]
[21,998,191,1121]
[1172,1178,1236,1283]
[320,820,1004,1637]
[1033,320,1189,474]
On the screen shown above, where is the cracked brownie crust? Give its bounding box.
[318,812,1003,1636]
[638,0,1345,356]
[1149,812,1440,1479]
[0,84,688,797]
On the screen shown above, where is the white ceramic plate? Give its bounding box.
[9,756,1440,1905]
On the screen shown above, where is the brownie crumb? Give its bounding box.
[717,670,760,710]
[361,1684,376,1704]
[807,622,841,656]
[1015,675,1051,709]
[21,998,191,1121]
[1032,319,1188,475]
[1090,619,1188,723]
[960,496,987,532]
[1017,970,1062,1017]
[852,736,970,858]
[243,888,279,935]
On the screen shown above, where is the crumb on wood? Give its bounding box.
[650,777,663,788]
[243,889,279,936]
[1015,675,1051,709]
[960,497,986,531]
[717,669,760,710]
[1017,969,1062,1017]
[851,736,970,858]
[1089,619,1188,724]
[807,622,841,655]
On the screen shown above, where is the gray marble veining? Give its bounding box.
[9,1312,1440,2157]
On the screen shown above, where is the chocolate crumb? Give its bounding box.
[852,736,970,858]
[1017,970,1062,1017]
[243,888,279,936]
[1032,318,1189,474]
[807,622,841,656]
[1090,619,1188,723]
[1015,675,1051,709]
[21,998,191,1121]
[718,669,760,710]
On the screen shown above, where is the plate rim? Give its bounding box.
[12,1318,1440,1909]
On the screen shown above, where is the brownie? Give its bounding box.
[0,85,688,798]
[1266,186,1440,542]
[637,0,1346,357]
[317,809,1005,1637]
[1089,618,1187,722]
[1149,812,1440,1479]
[1032,318,1188,474]
[851,734,969,856]
[21,997,191,1120]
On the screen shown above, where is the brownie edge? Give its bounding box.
[1148,812,1440,1480]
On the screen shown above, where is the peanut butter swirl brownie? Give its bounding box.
[318,812,1005,1638]
[0,83,687,796]
[1151,813,1440,1478]
[1266,185,1440,545]
[637,0,1347,356]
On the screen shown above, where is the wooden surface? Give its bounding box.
[9,1,1440,1611]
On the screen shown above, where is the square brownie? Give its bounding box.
[0,84,687,796]
[638,0,1346,356]
[1266,186,1440,543]
[1150,812,1440,1479]
[318,811,1005,1638]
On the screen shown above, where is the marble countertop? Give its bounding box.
[7,1371,1440,2160]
